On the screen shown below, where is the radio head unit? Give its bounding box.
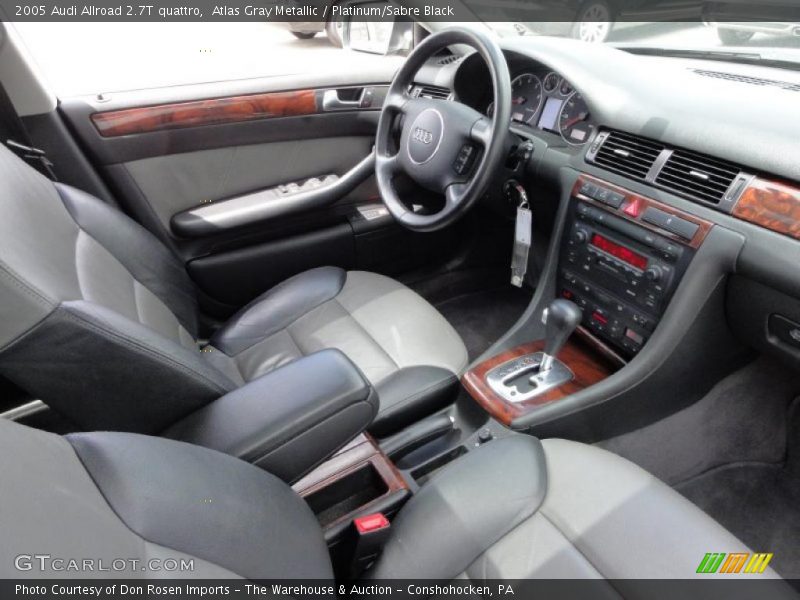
[559,177,709,359]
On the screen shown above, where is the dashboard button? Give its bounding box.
[642,207,699,241]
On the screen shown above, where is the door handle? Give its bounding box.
[322,89,364,111]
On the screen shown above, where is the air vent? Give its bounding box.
[590,131,665,181]
[438,55,463,66]
[693,69,800,93]
[412,84,452,100]
[656,150,740,205]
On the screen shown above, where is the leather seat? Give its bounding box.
[0,145,467,435]
[0,418,785,587]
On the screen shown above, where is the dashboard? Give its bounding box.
[414,35,800,371]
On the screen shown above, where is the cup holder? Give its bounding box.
[305,463,389,528]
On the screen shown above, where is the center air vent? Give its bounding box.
[656,150,740,206]
[587,129,750,211]
[411,84,452,100]
[589,131,664,180]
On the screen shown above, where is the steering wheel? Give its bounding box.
[375,28,511,232]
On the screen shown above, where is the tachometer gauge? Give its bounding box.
[558,93,595,145]
[510,73,544,125]
[543,72,560,93]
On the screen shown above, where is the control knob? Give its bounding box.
[645,266,664,282]
[571,229,589,244]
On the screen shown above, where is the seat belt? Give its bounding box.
[0,82,57,180]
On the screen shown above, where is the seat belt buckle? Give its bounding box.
[346,513,391,578]
[6,139,57,181]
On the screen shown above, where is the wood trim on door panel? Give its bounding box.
[732,177,800,240]
[91,89,318,137]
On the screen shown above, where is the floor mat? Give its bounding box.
[435,286,530,360]
[676,460,800,578]
[600,358,800,578]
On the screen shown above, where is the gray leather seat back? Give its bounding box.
[0,145,234,432]
[0,419,333,579]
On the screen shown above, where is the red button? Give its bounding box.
[354,513,390,534]
[623,199,643,218]
[592,312,608,325]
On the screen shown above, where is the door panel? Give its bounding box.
[59,68,458,319]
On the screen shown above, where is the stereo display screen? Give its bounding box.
[591,234,648,270]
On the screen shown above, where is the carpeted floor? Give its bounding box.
[600,358,800,578]
[676,454,800,578]
[435,286,530,360]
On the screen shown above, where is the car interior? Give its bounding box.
[1,8,800,588]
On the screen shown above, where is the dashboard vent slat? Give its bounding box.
[412,84,452,100]
[590,131,664,180]
[655,150,740,205]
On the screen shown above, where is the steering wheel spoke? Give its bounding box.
[383,89,410,114]
[470,116,493,147]
[445,182,468,207]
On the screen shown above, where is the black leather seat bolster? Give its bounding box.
[55,183,199,337]
[0,301,234,434]
[164,349,379,483]
[211,266,347,356]
[66,431,333,580]
[370,366,460,437]
[365,435,547,580]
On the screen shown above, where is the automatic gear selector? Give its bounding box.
[486,299,582,403]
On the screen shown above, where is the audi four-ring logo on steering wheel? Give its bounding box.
[412,128,434,144]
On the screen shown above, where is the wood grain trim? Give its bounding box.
[732,177,800,240]
[292,433,408,529]
[574,175,714,250]
[462,336,618,426]
[91,89,318,137]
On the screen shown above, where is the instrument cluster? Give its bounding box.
[487,70,596,146]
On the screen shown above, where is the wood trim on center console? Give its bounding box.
[574,175,714,250]
[91,89,319,137]
[462,331,620,426]
[732,177,800,240]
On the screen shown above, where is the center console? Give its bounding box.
[462,174,714,428]
[560,175,711,358]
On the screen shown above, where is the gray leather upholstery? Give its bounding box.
[0,419,783,584]
[0,419,332,579]
[367,436,782,581]
[210,267,469,434]
[164,349,379,483]
[0,144,467,435]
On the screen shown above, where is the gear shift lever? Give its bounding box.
[540,299,582,372]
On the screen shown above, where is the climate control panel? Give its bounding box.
[559,176,708,358]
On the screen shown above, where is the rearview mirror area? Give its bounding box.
[340,1,414,55]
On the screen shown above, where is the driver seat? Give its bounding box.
[0,144,468,436]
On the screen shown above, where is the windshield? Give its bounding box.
[463,1,800,66]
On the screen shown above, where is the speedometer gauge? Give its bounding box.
[510,73,543,125]
[558,93,595,145]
